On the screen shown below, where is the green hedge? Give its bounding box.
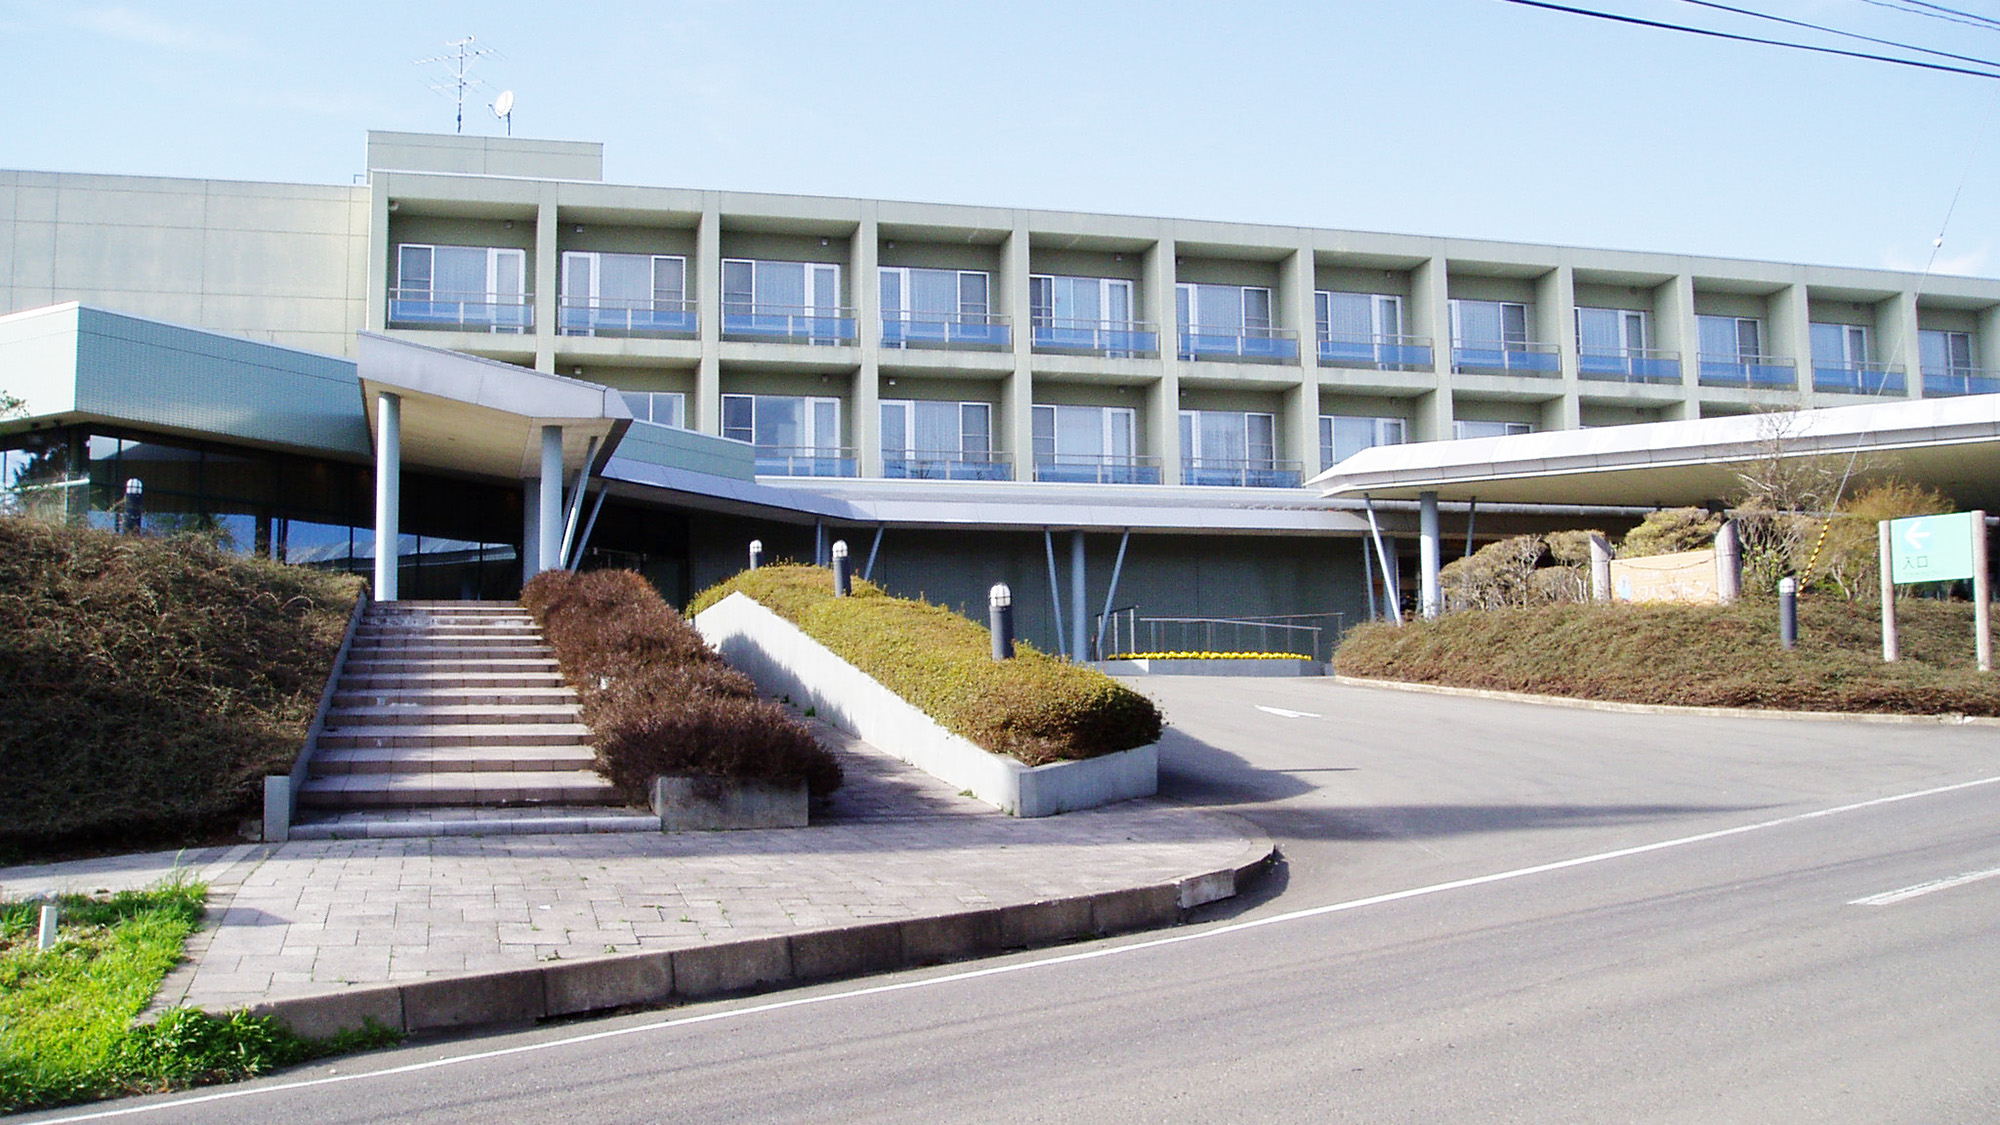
[522,569,841,797]
[688,565,1162,766]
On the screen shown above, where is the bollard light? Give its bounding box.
[831,540,851,596]
[37,901,59,951]
[1779,575,1798,651]
[121,478,144,535]
[989,583,1015,660]
[748,539,763,571]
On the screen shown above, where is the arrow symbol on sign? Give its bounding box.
[1904,523,1932,553]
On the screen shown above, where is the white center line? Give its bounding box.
[1850,865,2000,906]
[1255,705,1321,719]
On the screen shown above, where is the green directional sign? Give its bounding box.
[1889,512,1981,584]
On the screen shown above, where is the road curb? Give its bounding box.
[244,823,1278,1040]
[1332,675,2000,726]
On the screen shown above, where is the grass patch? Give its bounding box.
[689,565,1162,766]
[1334,597,2000,714]
[0,516,362,854]
[0,880,399,1113]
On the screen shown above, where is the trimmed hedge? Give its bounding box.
[0,517,360,851]
[521,569,841,797]
[688,565,1163,767]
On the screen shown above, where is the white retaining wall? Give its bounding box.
[693,592,1157,817]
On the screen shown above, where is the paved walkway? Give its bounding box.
[0,721,1266,1016]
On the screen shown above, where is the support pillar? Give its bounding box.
[1071,530,1087,661]
[373,392,401,602]
[1418,489,1441,620]
[537,424,564,576]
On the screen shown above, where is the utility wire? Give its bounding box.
[1882,0,2000,31]
[1671,0,2000,68]
[1855,0,2000,33]
[1498,0,2000,78]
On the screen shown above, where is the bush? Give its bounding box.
[522,569,841,797]
[687,565,1163,766]
[0,517,360,851]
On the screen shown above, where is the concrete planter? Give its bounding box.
[693,592,1157,818]
[652,774,808,831]
[1097,658,1324,677]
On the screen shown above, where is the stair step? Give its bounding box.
[344,658,557,672]
[337,672,567,691]
[298,770,621,808]
[312,745,598,774]
[332,687,577,708]
[287,807,658,840]
[318,723,595,750]
[326,703,581,728]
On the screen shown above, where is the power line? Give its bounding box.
[1892,0,2000,30]
[1670,0,2000,69]
[1855,0,2000,33]
[1497,0,2000,78]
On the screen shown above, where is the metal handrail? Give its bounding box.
[1923,366,2000,396]
[752,445,858,478]
[1030,318,1161,357]
[1089,610,1345,662]
[388,288,535,331]
[1317,331,1432,348]
[1031,453,1163,485]
[1577,346,1682,384]
[1697,353,1798,388]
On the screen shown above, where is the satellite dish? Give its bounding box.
[492,90,515,117]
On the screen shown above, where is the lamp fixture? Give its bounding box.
[819,237,830,247]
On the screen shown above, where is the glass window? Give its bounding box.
[1453,420,1532,439]
[1452,299,1531,348]
[1577,307,1647,353]
[880,400,993,457]
[1320,415,1406,465]
[1316,292,1401,341]
[1699,315,1762,359]
[1032,404,1135,460]
[720,394,840,451]
[879,268,990,321]
[619,391,686,428]
[1811,322,1870,367]
[722,259,840,314]
[1179,410,1277,468]
[1177,284,1274,331]
[1920,329,1975,373]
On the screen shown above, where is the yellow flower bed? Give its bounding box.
[1106,651,1313,661]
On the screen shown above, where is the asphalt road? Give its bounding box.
[32,680,2000,1124]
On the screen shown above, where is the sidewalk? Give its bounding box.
[1,722,1270,1035]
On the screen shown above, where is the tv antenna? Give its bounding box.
[491,89,515,136]
[414,35,499,135]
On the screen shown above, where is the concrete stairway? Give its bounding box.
[295,601,643,835]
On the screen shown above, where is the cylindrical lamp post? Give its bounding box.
[121,478,144,535]
[990,583,1015,660]
[831,540,851,596]
[1779,576,1798,650]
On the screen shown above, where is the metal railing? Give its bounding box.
[1092,608,1345,662]
[1698,354,1797,389]
[1578,347,1681,384]
[387,288,534,333]
[1813,362,1907,396]
[882,450,1013,481]
[1179,458,1304,488]
[881,312,1010,350]
[1178,325,1301,363]
[1030,318,1160,357]
[721,304,858,345]
[1032,454,1162,485]
[1318,333,1433,371]
[558,298,697,339]
[753,445,858,478]
[1923,367,2000,397]
[1452,340,1560,376]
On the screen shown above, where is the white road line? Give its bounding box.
[35,771,2000,1124]
[1850,865,2000,906]
[1255,705,1321,719]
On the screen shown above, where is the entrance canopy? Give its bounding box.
[1309,395,2000,512]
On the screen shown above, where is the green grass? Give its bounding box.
[1334,596,2000,714]
[689,565,1161,765]
[0,880,399,1113]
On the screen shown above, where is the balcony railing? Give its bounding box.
[721,305,858,345]
[1318,334,1433,372]
[753,445,857,478]
[1814,362,1907,396]
[1031,318,1160,358]
[1180,459,1304,489]
[1032,454,1162,485]
[882,450,1013,481]
[880,312,1010,350]
[388,289,533,333]
[559,298,697,339]
[1578,347,1681,384]
[1698,354,1798,389]
[1452,340,1560,377]
[1923,367,2000,397]
[1178,325,1300,363]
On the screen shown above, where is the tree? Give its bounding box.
[1619,508,1721,558]
[1811,480,1954,600]
[1729,408,1873,594]
[0,390,22,418]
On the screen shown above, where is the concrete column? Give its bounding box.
[367,181,392,333]
[521,483,541,587]
[537,425,564,576]
[696,201,723,433]
[1418,490,1441,620]
[373,392,400,602]
[1881,290,1922,398]
[1000,220,1035,481]
[1770,280,1812,399]
[1284,245,1321,482]
[1538,264,1581,431]
[1978,304,2000,375]
[1663,272,1702,420]
[852,208,882,477]
[533,197,560,373]
[1070,530,1088,660]
[1143,234,1181,485]
[1410,253,1455,443]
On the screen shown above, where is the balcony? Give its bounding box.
[1578,347,1681,385]
[558,299,697,339]
[1178,326,1300,363]
[1451,340,1560,377]
[882,450,1013,482]
[1031,318,1160,358]
[753,445,857,478]
[721,305,857,345]
[881,312,1010,351]
[1318,334,1433,372]
[1814,362,1907,396]
[1181,459,1304,489]
[1032,454,1162,485]
[387,289,533,333]
[1698,354,1797,389]
[1923,367,2000,397]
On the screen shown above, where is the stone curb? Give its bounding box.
[245,829,1278,1040]
[1333,675,2000,726]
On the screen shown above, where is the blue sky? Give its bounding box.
[5,0,2000,275]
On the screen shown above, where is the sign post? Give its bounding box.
[1881,511,1991,672]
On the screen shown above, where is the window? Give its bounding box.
[879,267,1001,346]
[721,393,846,475]
[1316,292,1401,342]
[1921,329,1974,374]
[1320,415,1406,465]
[1180,411,1289,486]
[721,259,848,342]
[1452,420,1532,440]
[1698,315,1762,360]
[620,391,686,428]
[1810,322,1870,369]
[1576,307,1647,354]
[880,399,998,479]
[392,244,528,331]
[1031,404,1151,483]
[1451,299,1554,374]
[561,252,690,337]
[1029,275,1145,354]
[1178,283,1291,359]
